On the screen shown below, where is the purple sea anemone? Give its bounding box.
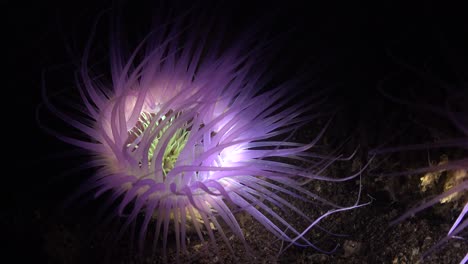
[371,84,468,262]
[40,3,366,262]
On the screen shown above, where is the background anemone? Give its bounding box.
[370,62,468,262]
[36,1,367,263]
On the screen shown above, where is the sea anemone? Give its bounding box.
[40,2,366,262]
[370,82,468,262]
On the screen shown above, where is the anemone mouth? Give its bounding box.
[125,109,192,178]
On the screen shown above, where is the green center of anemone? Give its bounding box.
[127,111,190,176]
